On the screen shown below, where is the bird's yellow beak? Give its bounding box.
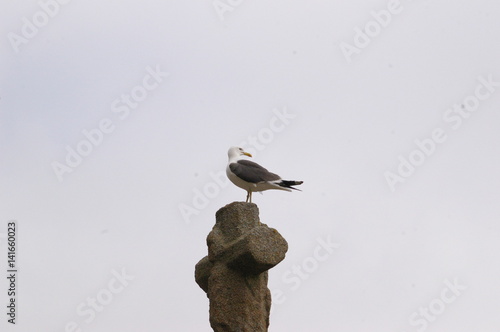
[243,152,252,157]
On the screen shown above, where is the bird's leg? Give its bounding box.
[246,191,250,203]
[249,191,252,203]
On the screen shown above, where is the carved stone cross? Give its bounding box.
[195,202,288,332]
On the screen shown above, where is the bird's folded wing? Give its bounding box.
[229,160,281,183]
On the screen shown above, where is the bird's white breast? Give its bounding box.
[226,164,255,191]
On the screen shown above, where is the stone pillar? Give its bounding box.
[195,202,288,332]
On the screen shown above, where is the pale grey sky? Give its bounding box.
[1,1,500,331]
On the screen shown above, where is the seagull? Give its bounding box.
[226,146,303,203]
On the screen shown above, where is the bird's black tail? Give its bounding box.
[279,180,303,191]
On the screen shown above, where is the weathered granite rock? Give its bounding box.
[195,202,288,332]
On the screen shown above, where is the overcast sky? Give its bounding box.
[1,1,500,331]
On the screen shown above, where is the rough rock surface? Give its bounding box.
[195,202,288,332]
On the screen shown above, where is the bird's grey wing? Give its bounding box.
[229,160,281,183]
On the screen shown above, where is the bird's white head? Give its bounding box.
[227,146,252,160]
